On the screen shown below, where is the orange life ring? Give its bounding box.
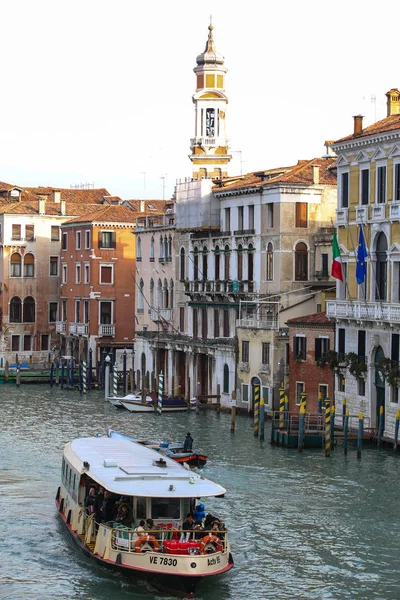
[199,534,223,554]
[135,535,160,553]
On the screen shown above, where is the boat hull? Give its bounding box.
[121,401,190,413]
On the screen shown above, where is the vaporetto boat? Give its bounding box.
[56,435,233,596]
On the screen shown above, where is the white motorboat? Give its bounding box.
[56,436,233,596]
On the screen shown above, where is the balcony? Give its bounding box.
[69,323,77,335]
[76,323,89,336]
[336,208,348,227]
[356,206,368,223]
[233,229,255,236]
[326,300,400,323]
[390,202,400,221]
[56,321,66,334]
[190,136,229,148]
[151,308,173,322]
[185,279,257,296]
[98,324,115,337]
[315,270,330,281]
[372,204,386,221]
[236,317,278,330]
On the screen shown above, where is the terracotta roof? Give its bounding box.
[0,181,112,204]
[286,312,335,326]
[64,204,137,225]
[124,199,172,212]
[0,201,88,216]
[335,114,400,143]
[213,157,337,194]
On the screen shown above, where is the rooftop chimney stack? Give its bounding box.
[353,115,364,135]
[60,200,66,216]
[53,190,61,203]
[312,165,320,184]
[386,88,400,116]
[140,200,145,212]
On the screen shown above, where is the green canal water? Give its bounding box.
[1,385,399,600]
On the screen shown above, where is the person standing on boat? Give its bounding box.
[101,490,116,523]
[184,433,193,452]
[85,487,97,514]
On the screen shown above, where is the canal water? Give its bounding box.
[1,385,400,600]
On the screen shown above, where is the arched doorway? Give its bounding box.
[251,376,261,412]
[374,346,385,428]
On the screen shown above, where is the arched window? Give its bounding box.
[138,279,144,311]
[223,364,229,394]
[215,245,220,280]
[150,236,155,261]
[248,244,254,288]
[10,253,22,277]
[169,279,174,309]
[159,236,164,259]
[10,296,22,322]
[224,245,230,280]
[295,242,308,281]
[137,237,142,261]
[237,244,243,281]
[157,279,163,307]
[163,278,168,309]
[168,235,172,261]
[149,278,154,308]
[23,253,35,278]
[376,232,387,301]
[266,242,273,281]
[193,247,199,280]
[202,246,208,281]
[23,296,35,322]
[180,248,186,281]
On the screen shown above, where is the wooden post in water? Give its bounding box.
[79,361,83,394]
[284,392,289,430]
[88,348,92,391]
[50,361,54,388]
[300,389,307,413]
[330,404,335,452]
[5,360,9,383]
[325,398,331,457]
[55,359,60,386]
[377,405,384,448]
[122,350,127,395]
[394,409,400,451]
[216,384,221,414]
[16,364,21,387]
[279,383,285,429]
[344,408,349,455]
[318,391,322,414]
[342,397,347,425]
[129,368,134,393]
[61,360,65,390]
[230,390,237,433]
[260,397,265,440]
[104,356,110,400]
[254,384,260,437]
[298,404,305,452]
[357,412,363,459]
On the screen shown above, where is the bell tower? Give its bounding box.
[189,23,231,180]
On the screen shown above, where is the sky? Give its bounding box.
[1,0,399,201]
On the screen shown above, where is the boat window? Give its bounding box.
[136,497,146,520]
[65,465,69,485]
[68,468,72,487]
[62,458,65,478]
[151,497,180,520]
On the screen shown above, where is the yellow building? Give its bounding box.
[327,88,400,440]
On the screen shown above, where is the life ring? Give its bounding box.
[134,535,160,553]
[199,534,223,554]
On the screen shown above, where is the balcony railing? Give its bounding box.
[326,300,400,323]
[315,270,330,281]
[236,317,278,330]
[190,136,229,148]
[390,202,400,221]
[151,308,173,322]
[233,229,255,236]
[76,323,89,336]
[336,208,348,226]
[372,204,386,221]
[69,323,77,335]
[185,279,256,295]
[356,206,368,223]
[56,321,66,334]
[98,324,115,337]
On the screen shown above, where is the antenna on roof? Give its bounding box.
[70,182,95,190]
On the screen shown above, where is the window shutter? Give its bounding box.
[111,232,116,249]
[98,234,102,249]
[315,338,322,360]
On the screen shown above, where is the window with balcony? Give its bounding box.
[138,279,144,312]
[167,235,172,261]
[214,246,220,280]
[24,335,32,351]
[341,172,349,208]
[12,224,21,241]
[12,335,20,352]
[137,236,142,261]
[361,169,369,205]
[49,302,58,322]
[377,165,386,204]
[41,334,49,351]
[23,253,35,278]
[23,296,35,322]
[100,301,112,324]
[157,279,162,308]
[224,208,230,232]
[163,279,169,309]
[193,247,199,280]
[10,296,22,322]
[375,232,388,301]
[99,231,115,249]
[224,246,230,280]
[248,244,254,285]
[223,364,229,394]
[202,307,208,339]
[10,253,21,277]
[75,263,81,284]
[76,231,81,250]
[202,246,208,281]
[214,308,219,337]
[100,264,113,284]
[295,382,305,405]
[62,232,68,250]
[266,242,273,281]
[50,256,59,276]
[315,337,330,361]
[295,242,308,281]
[150,236,155,262]
[295,203,308,228]
[262,342,270,365]
[248,205,254,230]
[294,336,306,361]
[85,230,90,249]
[51,226,60,241]
[25,224,35,241]
[242,340,249,363]
[238,206,244,231]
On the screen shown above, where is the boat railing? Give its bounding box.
[105,525,228,554]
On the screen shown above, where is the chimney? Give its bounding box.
[38,198,46,215]
[60,200,66,215]
[312,164,320,185]
[53,190,61,203]
[353,115,364,135]
[386,88,400,116]
[140,200,145,212]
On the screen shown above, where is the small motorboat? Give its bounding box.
[108,393,194,413]
[108,429,207,468]
[106,393,153,409]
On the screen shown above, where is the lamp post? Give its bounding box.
[104,354,111,400]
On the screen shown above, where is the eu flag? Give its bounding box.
[356,225,367,285]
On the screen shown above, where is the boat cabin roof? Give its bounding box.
[64,437,226,498]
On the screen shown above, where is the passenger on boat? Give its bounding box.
[115,503,131,527]
[211,520,224,540]
[85,487,97,514]
[193,522,204,540]
[101,490,117,523]
[183,433,193,452]
[182,513,195,531]
[193,503,205,523]
[94,486,104,521]
[134,520,146,539]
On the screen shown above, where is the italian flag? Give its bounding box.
[331,231,343,281]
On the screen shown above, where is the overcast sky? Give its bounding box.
[1,0,398,200]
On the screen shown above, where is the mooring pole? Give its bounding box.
[55,359,60,386]
[230,390,237,433]
[377,405,384,448]
[104,355,110,400]
[78,361,83,394]
[318,391,322,414]
[88,348,92,392]
[50,361,54,388]
[113,367,118,397]
[284,392,289,430]
[83,361,87,394]
[325,398,331,457]
[61,360,65,390]
[158,371,163,414]
[298,404,305,452]
[260,397,265,440]
[344,408,349,455]
[342,396,347,425]
[357,412,363,460]
[394,409,400,451]
[122,349,127,395]
[331,404,335,452]
[254,384,260,437]
[279,383,285,429]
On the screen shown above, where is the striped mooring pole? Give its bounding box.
[70,359,75,387]
[357,412,364,460]
[344,408,349,455]
[79,361,83,393]
[253,384,260,437]
[394,409,400,451]
[158,371,164,414]
[377,405,384,448]
[279,383,285,429]
[259,397,265,441]
[300,389,307,413]
[83,361,87,394]
[331,404,335,452]
[325,397,331,457]
[113,367,118,397]
[298,404,305,452]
